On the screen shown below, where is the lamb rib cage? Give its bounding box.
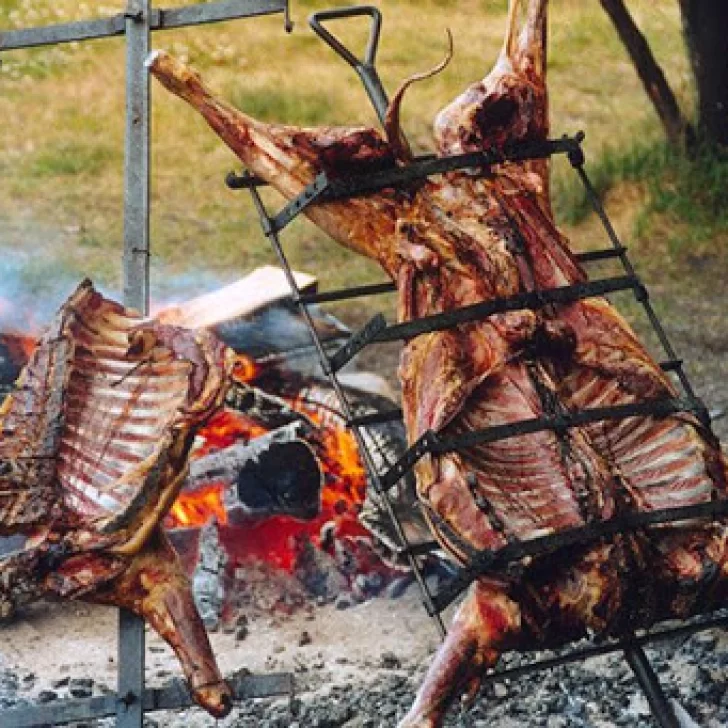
[220,7,725,726]
[0,2,295,727]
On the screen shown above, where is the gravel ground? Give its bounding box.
[1,255,727,727]
[0,587,726,727]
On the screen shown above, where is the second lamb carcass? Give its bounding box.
[148,1,728,724]
[0,280,234,717]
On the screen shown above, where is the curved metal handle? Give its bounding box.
[308,5,389,123]
[308,5,382,70]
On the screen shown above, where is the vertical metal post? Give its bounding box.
[123,0,151,313]
[119,1,151,726]
[117,609,146,726]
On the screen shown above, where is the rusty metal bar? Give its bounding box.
[0,673,293,727]
[624,643,681,728]
[0,0,289,50]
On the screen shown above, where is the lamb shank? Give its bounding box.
[148,2,728,725]
[0,280,234,718]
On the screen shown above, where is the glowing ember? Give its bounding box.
[167,392,375,576]
[169,483,227,528]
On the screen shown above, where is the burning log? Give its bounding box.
[187,424,322,522]
[148,1,728,725]
[0,281,234,718]
[174,376,417,600]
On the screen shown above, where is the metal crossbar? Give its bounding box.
[224,8,724,727]
[0,673,294,728]
[0,2,292,726]
[0,0,291,50]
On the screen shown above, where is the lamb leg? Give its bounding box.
[89,527,232,718]
[398,581,519,728]
[146,51,401,272]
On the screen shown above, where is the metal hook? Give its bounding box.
[283,0,294,33]
[308,5,389,124]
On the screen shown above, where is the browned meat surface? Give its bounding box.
[0,280,234,718]
[148,1,728,725]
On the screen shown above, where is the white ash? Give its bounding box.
[2,591,728,727]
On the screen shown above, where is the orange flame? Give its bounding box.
[169,482,227,528]
[167,393,372,566]
[232,354,258,383]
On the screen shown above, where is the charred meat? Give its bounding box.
[148,2,728,725]
[0,280,234,718]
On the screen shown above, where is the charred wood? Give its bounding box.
[186,424,323,522]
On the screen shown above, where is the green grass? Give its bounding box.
[553,137,728,256]
[229,86,335,126]
[30,141,119,177]
[0,0,720,314]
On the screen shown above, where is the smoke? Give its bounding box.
[0,248,93,334]
[0,242,249,335]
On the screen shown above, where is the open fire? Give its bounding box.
[167,354,375,574]
[0,270,417,619]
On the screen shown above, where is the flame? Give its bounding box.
[168,482,227,528]
[166,393,373,569]
[232,353,258,383]
[0,332,39,364]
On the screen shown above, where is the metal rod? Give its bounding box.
[573,161,701,405]
[308,6,389,123]
[298,280,396,305]
[372,275,640,344]
[123,0,151,314]
[0,673,293,727]
[481,609,728,686]
[431,496,728,614]
[119,2,151,725]
[157,0,288,30]
[0,0,288,50]
[624,642,680,728]
[246,178,446,637]
[319,137,581,200]
[117,607,146,728]
[322,276,645,373]
[225,136,581,198]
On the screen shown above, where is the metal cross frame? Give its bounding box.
[224,6,726,727]
[0,2,293,726]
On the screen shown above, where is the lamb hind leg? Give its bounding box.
[89,527,233,718]
[399,581,520,728]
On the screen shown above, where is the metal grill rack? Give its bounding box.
[224,7,728,727]
[0,2,294,726]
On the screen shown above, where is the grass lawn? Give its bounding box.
[0,0,724,324]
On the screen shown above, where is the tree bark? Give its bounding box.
[599,0,690,146]
[678,0,728,146]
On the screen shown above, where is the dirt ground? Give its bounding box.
[1,203,726,726]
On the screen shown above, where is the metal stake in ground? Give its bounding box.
[118,2,151,726]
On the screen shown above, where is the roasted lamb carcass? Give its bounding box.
[0,280,234,718]
[148,1,728,724]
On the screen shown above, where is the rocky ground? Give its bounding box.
[0,588,727,728]
[1,243,727,727]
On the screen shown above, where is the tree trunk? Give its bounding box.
[678,0,728,146]
[599,0,690,146]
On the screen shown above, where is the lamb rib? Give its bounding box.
[0,280,234,718]
[147,2,728,725]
